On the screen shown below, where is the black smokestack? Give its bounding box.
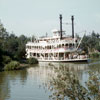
[59,14,62,39]
[71,15,74,38]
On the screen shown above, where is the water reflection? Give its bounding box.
[0,61,100,100]
[0,71,10,100]
[27,63,55,84]
[27,62,89,83]
[27,62,89,89]
[38,62,100,100]
[26,62,90,84]
[0,70,27,100]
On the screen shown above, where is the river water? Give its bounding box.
[0,60,100,100]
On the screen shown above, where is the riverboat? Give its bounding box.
[26,15,89,62]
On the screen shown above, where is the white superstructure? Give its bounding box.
[26,15,89,62]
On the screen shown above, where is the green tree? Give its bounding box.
[46,65,100,100]
[46,65,90,100]
[0,48,3,69]
[81,31,100,53]
[0,20,30,69]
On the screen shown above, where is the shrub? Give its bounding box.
[28,57,38,65]
[90,52,100,58]
[4,61,20,71]
[3,56,12,64]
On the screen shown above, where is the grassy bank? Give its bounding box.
[1,57,38,71]
[4,61,21,71]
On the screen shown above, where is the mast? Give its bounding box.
[59,14,62,39]
[71,15,74,38]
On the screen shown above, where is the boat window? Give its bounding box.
[59,44,61,48]
[33,53,36,56]
[30,52,32,57]
[47,46,49,49]
[37,53,40,57]
[69,43,72,47]
[52,45,54,49]
[62,44,64,46]
[50,46,51,49]
[62,44,64,47]
[65,44,68,46]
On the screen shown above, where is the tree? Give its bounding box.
[0,48,3,69]
[0,20,29,69]
[81,31,100,53]
[46,65,100,100]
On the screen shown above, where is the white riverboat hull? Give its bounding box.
[38,58,89,62]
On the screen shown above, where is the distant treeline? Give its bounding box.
[81,31,100,54]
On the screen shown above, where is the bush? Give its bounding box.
[4,61,20,71]
[3,56,12,64]
[28,58,38,65]
[90,52,100,58]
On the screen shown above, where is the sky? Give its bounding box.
[0,0,100,37]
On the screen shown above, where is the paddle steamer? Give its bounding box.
[26,15,89,62]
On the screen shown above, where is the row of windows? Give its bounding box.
[26,43,76,49]
[29,52,67,57]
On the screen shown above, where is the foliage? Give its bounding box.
[4,61,20,71]
[90,52,100,58]
[81,31,100,54]
[2,56,12,64]
[28,57,38,65]
[2,34,28,61]
[86,72,100,100]
[0,21,31,70]
[47,65,90,100]
[46,65,100,100]
[0,48,3,69]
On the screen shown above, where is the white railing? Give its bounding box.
[26,47,77,53]
[26,39,75,46]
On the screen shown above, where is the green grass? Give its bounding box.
[4,61,20,71]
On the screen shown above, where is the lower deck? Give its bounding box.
[27,52,89,62]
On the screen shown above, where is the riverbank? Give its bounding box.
[0,58,38,71]
[89,52,100,58]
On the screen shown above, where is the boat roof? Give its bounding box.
[38,36,76,41]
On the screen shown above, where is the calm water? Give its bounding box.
[0,60,100,100]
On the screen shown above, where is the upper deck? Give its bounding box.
[26,37,77,46]
[26,35,80,54]
[26,29,78,47]
[26,29,80,53]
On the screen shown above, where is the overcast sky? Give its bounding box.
[0,0,100,37]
